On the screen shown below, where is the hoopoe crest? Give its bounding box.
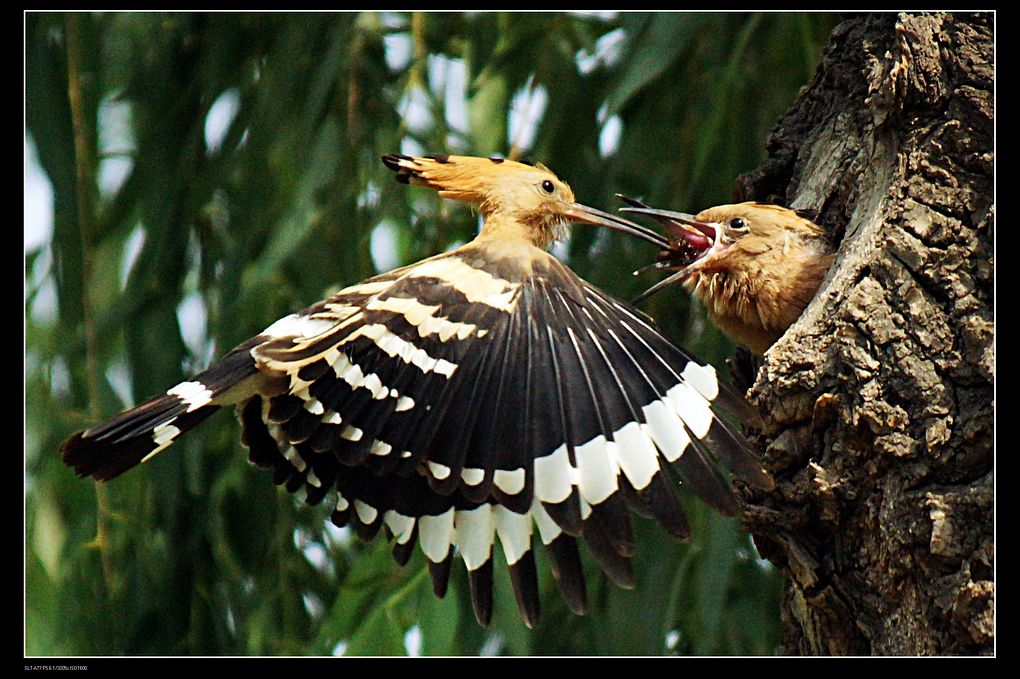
[62,154,772,629]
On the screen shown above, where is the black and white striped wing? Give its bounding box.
[61,243,769,627]
[237,246,770,628]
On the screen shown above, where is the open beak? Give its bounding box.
[617,199,717,254]
[625,208,715,250]
[615,195,721,305]
[562,202,673,250]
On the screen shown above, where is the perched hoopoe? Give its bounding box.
[61,154,773,629]
[621,198,834,357]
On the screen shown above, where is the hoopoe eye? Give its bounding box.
[541,180,555,194]
[728,217,748,231]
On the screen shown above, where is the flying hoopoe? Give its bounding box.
[620,197,834,357]
[61,154,773,629]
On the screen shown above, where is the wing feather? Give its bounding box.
[231,246,769,626]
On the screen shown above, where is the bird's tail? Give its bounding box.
[61,392,220,481]
[61,347,260,481]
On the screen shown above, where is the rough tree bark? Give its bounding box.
[735,13,994,655]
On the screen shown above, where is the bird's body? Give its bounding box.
[623,200,834,356]
[62,154,771,628]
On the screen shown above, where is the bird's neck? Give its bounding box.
[687,239,832,356]
[473,209,557,251]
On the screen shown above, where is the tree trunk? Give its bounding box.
[736,12,994,655]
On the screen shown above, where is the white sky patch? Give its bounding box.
[429,54,468,133]
[370,219,402,273]
[383,30,412,71]
[508,77,548,153]
[599,114,623,157]
[177,291,209,360]
[49,356,71,399]
[293,526,317,552]
[119,224,146,289]
[205,88,240,153]
[177,232,215,369]
[570,10,619,20]
[576,26,626,74]
[302,592,325,619]
[26,243,50,291]
[323,520,353,549]
[357,179,380,210]
[97,96,135,198]
[105,358,134,409]
[398,84,433,133]
[99,156,133,199]
[479,632,503,656]
[445,238,467,253]
[400,136,426,160]
[26,245,58,326]
[97,96,134,150]
[748,533,775,571]
[587,224,614,260]
[403,625,422,656]
[411,193,435,221]
[379,12,413,83]
[28,281,58,326]
[24,135,53,253]
[225,605,237,636]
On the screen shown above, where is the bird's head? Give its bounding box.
[620,199,829,304]
[620,198,833,355]
[383,153,668,251]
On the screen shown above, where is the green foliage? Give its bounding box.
[25,11,837,656]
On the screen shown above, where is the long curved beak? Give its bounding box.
[614,195,722,306]
[619,206,716,251]
[562,202,672,249]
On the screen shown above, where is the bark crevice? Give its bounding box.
[736,12,993,655]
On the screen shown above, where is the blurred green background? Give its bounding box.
[25,11,838,656]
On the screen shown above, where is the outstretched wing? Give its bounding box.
[239,242,771,627]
